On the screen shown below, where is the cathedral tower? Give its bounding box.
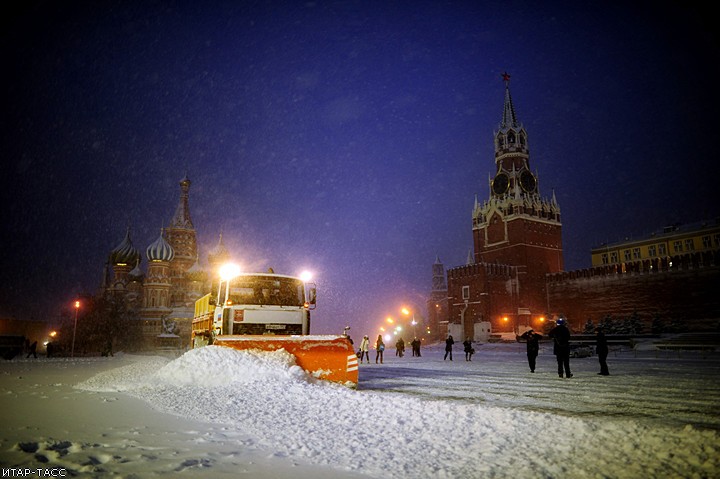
[165,174,199,307]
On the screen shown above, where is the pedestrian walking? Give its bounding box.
[595,327,610,376]
[519,328,542,372]
[359,335,370,363]
[375,335,385,364]
[395,338,405,357]
[549,318,573,378]
[444,334,454,361]
[463,337,474,361]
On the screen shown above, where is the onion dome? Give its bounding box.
[110,228,140,266]
[129,259,144,279]
[208,232,230,264]
[146,229,175,262]
[185,257,207,281]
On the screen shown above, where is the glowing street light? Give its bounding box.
[71,300,80,358]
[299,270,313,282]
[401,306,419,338]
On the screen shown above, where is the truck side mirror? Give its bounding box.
[308,284,317,305]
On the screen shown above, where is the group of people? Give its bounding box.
[351,320,611,376]
[357,334,386,363]
[354,335,424,364]
[442,334,475,361]
[520,319,610,377]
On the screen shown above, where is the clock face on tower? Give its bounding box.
[492,172,509,196]
[519,170,537,193]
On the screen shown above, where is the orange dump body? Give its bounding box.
[213,335,358,388]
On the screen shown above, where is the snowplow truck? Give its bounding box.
[191,271,358,388]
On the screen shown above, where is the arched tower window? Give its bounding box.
[507,131,516,144]
[496,134,504,149]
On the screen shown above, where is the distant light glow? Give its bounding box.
[300,270,313,282]
[74,300,80,309]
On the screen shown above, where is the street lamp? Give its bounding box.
[401,306,422,338]
[71,300,80,358]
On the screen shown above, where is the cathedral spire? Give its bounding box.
[170,174,193,229]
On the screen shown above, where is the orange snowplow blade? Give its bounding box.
[213,335,358,388]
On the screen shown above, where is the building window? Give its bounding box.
[623,250,631,261]
[610,251,618,263]
[658,244,667,255]
[648,245,656,257]
[673,241,682,253]
[632,248,641,259]
[462,286,470,300]
[714,234,720,248]
[684,239,695,251]
[601,253,608,264]
[702,236,711,249]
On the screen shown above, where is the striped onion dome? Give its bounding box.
[109,228,140,266]
[146,229,175,262]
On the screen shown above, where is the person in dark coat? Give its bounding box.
[595,327,610,375]
[519,328,542,372]
[444,334,454,361]
[395,338,405,357]
[26,340,38,359]
[548,318,573,378]
[463,337,474,361]
[411,337,421,357]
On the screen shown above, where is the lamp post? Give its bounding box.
[401,306,424,338]
[71,300,80,358]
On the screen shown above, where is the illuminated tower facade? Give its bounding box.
[448,74,564,337]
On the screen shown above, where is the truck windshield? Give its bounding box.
[227,275,305,307]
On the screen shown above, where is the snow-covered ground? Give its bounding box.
[1,341,719,478]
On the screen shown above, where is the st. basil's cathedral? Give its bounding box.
[100,175,229,347]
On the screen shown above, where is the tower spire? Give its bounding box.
[500,72,519,131]
[170,174,193,229]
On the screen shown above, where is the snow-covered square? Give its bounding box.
[1,340,718,478]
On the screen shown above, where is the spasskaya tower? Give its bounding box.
[447,73,564,337]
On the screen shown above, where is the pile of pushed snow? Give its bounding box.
[153,345,314,387]
[77,346,317,392]
[76,355,169,392]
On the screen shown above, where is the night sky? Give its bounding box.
[1,1,718,336]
